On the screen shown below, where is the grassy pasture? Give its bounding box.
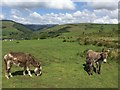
[2,39,118,88]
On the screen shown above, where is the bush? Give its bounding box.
[63,39,66,42]
[108,49,119,62]
[39,33,48,39]
[96,42,103,46]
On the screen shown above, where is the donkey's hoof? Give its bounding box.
[29,75,32,77]
[5,75,10,79]
[10,75,13,77]
[98,72,101,74]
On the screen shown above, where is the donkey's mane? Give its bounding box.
[30,56,40,67]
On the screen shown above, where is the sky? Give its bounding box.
[0,0,119,24]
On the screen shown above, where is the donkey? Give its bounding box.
[86,48,109,75]
[4,52,42,79]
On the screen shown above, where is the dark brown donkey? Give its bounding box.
[86,49,109,75]
[4,52,42,79]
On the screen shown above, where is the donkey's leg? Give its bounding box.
[90,64,93,75]
[9,72,13,77]
[91,61,95,75]
[5,68,10,79]
[98,61,102,74]
[4,59,9,79]
[96,62,99,73]
[26,66,32,77]
[23,66,26,76]
[5,60,13,79]
[8,61,13,77]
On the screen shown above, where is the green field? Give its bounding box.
[2,38,118,88]
[2,21,118,88]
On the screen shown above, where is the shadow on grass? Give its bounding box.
[11,70,34,76]
[83,63,96,75]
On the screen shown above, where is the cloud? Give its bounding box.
[11,9,21,16]
[9,8,118,24]
[0,14,5,20]
[71,0,119,2]
[15,9,118,24]
[93,16,118,24]
[11,14,31,24]
[29,12,42,19]
[46,0,75,10]
[10,9,30,24]
[87,0,118,10]
[2,0,76,10]
[94,9,118,19]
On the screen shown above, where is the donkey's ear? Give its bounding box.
[102,48,105,52]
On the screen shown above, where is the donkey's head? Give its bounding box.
[101,48,110,63]
[34,62,42,76]
[30,55,42,76]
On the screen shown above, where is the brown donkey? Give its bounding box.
[4,52,42,79]
[86,48,109,75]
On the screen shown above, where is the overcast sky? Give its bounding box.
[0,0,119,24]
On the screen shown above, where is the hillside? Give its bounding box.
[33,23,118,49]
[34,23,118,40]
[1,20,118,43]
[1,20,33,39]
[41,23,118,37]
[24,24,57,31]
[2,21,118,88]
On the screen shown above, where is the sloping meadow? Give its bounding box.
[2,38,118,88]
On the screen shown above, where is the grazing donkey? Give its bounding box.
[86,48,109,75]
[4,52,42,79]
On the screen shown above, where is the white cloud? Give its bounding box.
[2,0,75,10]
[11,14,31,24]
[11,9,21,16]
[0,14,5,20]
[73,11,81,17]
[26,9,118,24]
[71,0,119,2]
[87,1,118,10]
[94,9,118,19]
[29,12,42,19]
[9,9,118,24]
[93,16,118,24]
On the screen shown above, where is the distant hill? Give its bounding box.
[1,20,118,40]
[24,24,57,31]
[1,20,33,39]
[38,23,118,38]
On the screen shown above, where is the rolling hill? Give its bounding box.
[36,23,118,49]
[1,20,118,41]
[1,20,32,39]
[24,24,57,31]
[41,23,118,37]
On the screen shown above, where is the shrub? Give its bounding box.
[97,42,102,46]
[39,33,48,39]
[84,38,90,45]
[63,39,66,42]
[108,49,119,62]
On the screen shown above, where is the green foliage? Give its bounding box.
[39,32,48,39]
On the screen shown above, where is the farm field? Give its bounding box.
[1,1,119,89]
[2,38,118,88]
